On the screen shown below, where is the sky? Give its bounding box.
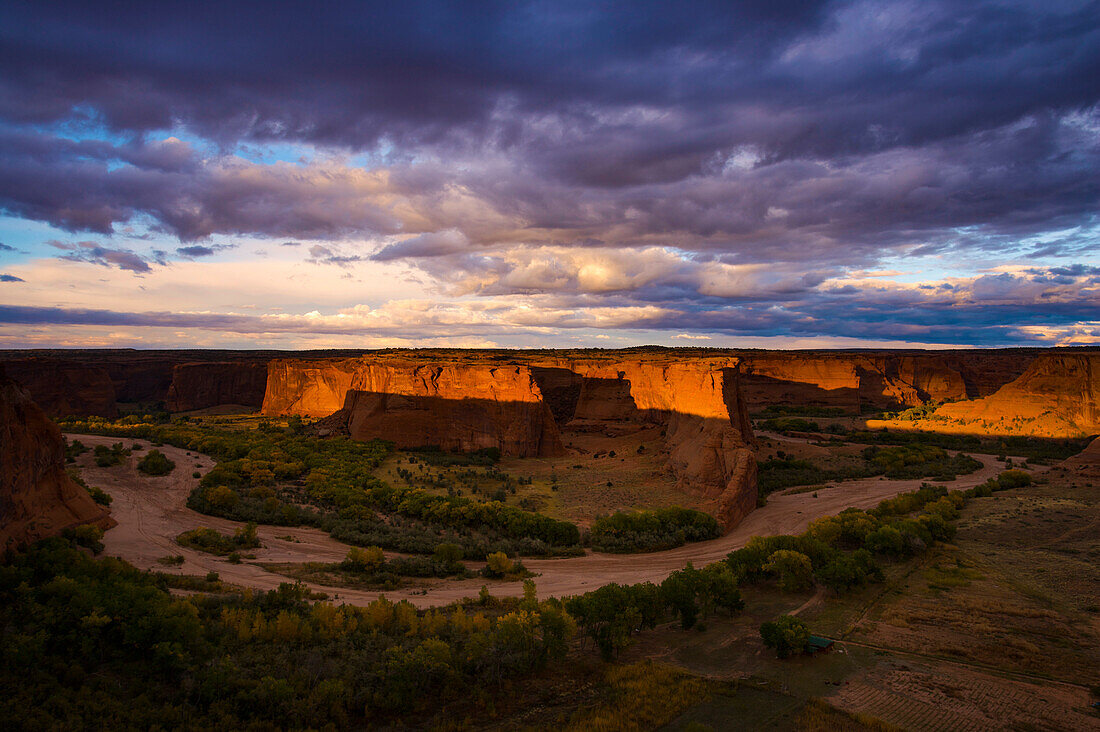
[0,0,1098,350]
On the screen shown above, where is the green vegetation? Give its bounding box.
[566,562,743,659]
[842,429,1091,463]
[136,448,176,475]
[0,458,1038,729]
[264,546,472,590]
[64,438,89,463]
[0,538,574,729]
[67,468,112,506]
[92,442,129,467]
[176,523,261,556]
[588,506,721,553]
[58,416,582,559]
[758,417,822,434]
[760,615,810,658]
[754,405,849,418]
[757,444,981,495]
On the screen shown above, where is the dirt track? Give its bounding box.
[70,433,1032,609]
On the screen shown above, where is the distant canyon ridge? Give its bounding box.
[2,347,1097,534]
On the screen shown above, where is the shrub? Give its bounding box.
[137,449,176,476]
[484,551,514,577]
[342,546,385,573]
[589,507,720,553]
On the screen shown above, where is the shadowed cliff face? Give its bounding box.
[165,362,269,412]
[0,369,114,552]
[0,360,118,418]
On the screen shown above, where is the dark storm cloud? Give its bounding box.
[0,0,1098,347]
[0,0,1096,258]
[0,274,24,282]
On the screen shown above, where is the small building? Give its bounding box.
[805,636,835,655]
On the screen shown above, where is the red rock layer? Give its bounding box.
[0,368,114,552]
[264,355,758,528]
[737,351,1033,412]
[926,353,1100,438]
[265,359,565,458]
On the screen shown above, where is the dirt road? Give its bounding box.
[70,433,1029,609]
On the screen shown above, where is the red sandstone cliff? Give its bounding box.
[166,362,269,412]
[922,353,1100,438]
[265,359,565,457]
[737,351,1032,413]
[0,369,114,552]
[264,355,758,528]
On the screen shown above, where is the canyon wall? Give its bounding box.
[165,362,269,412]
[737,351,1033,412]
[266,359,565,458]
[0,359,118,417]
[922,353,1100,438]
[264,355,759,527]
[0,368,114,552]
[535,357,758,527]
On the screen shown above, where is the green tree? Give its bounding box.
[763,550,814,592]
[760,615,810,659]
[342,546,384,573]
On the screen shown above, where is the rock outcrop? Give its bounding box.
[264,354,759,528]
[166,362,269,412]
[535,358,757,527]
[265,359,565,457]
[915,353,1100,438]
[0,368,114,552]
[0,359,118,418]
[737,351,1033,413]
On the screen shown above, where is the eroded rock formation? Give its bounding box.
[920,353,1100,437]
[737,351,1034,413]
[264,355,759,528]
[0,368,114,552]
[166,362,269,412]
[266,359,565,457]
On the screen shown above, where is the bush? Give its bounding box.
[589,507,720,553]
[177,523,261,556]
[93,442,129,467]
[137,449,176,476]
[484,551,514,577]
[342,546,385,573]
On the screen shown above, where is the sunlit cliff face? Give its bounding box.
[1,1,1098,349]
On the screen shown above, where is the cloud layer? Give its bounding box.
[0,0,1097,347]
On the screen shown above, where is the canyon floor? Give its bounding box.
[71,432,1036,609]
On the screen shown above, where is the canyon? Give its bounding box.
[2,347,1097,537]
[0,367,113,552]
[874,352,1100,438]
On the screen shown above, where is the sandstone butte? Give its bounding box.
[263,355,760,529]
[0,367,114,553]
[868,352,1100,439]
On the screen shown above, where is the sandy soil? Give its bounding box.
[69,433,1031,609]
